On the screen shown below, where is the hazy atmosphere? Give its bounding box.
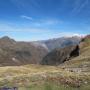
[0,0,90,41]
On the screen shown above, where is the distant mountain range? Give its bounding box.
[0,36,82,66]
[32,36,81,51]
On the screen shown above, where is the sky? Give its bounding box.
[0,0,90,41]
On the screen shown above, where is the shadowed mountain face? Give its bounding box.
[0,36,81,66]
[41,45,80,65]
[41,35,90,66]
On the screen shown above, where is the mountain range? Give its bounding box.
[0,36,81,66]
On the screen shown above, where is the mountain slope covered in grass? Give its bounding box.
[62,35,90,69]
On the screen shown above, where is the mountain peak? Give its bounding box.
[1,36,11,40]
[0,36,15,44]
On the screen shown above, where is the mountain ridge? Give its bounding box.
[0,36,81,66]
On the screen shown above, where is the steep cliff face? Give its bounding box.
[41,45,79,65]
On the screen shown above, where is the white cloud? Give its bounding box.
[77,0,88,13]
[45,20,60,24]
[41,19,63,25]
[0,23,50,33]
[21,15,33,20]
[50,32,86,38]
[20,16,62,26]
[0,23,87,41]
[71,0,88,15]
[32,19,63,27]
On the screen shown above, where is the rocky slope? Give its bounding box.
[41,45,79,65]
[0,36,81,66]
[0,36,48,66]
[41,35,90,66]
[62,35,90,69]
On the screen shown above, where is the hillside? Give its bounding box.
[41,45,79,65]
[41,35,90,66]
[0,36,80,66]
[40,35,90,70]
[0,35,89,90]
[0,64,90,90]
[0,36,48,66]
[61,35,90,70]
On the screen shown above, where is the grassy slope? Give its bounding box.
[62,37,90,69]
[0,63,90,90]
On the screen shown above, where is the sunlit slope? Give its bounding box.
[62,35,90,69]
